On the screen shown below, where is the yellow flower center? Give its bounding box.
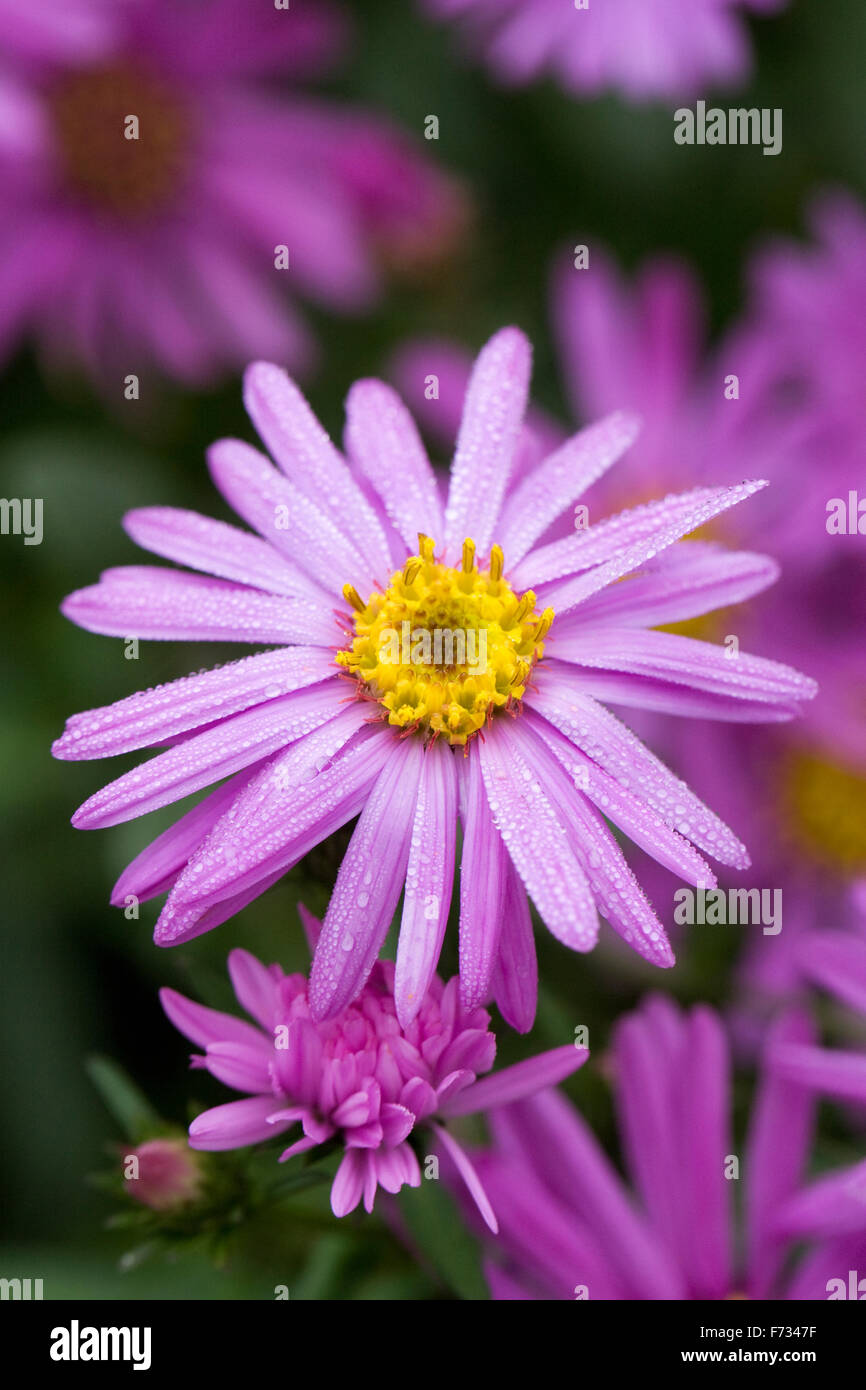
[782,751,866,873]
[336,534,553,746]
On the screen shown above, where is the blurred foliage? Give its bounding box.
[1,0,864,1299]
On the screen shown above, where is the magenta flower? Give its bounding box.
[0,0,460,385]
[738,192,866,463]
[421,0,787,102]
[766,883,866,1108]
[54,327,815,1028]
[472,995,866,1300]
[160,913,586,1227]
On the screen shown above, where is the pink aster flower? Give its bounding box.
[421,0,787,103]
[54,327,816,1028]
[471,996,866,1300]
[160,915,586,1226]
[0,0,460,385]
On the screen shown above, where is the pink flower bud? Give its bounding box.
[122,1138,201,1211]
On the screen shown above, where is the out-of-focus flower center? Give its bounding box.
[337,533,553,746]
[48,64,191,216]
[782,751,866,872]
[658,609,731,643]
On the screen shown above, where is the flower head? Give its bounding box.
[55,327,815,1029]
[160,914,585,1226]
[421,0,787,103]
[122,1136,203,1211]
[472,995,866,1300]
[0,0,459,385]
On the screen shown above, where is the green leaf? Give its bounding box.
[85,1055,162,1142]
[290,1232,354,1301]
[399,1178,489,1301]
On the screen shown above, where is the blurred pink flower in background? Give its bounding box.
[469,996,866,1300]
[0,0,463,387]
[421,0,788,102]
[768,881,866,1109]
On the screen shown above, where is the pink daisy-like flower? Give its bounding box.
[471,996,866,1300]
[160,912,586,1226]
[0,0,461,385]
[54,327,816,1028]
[421,0,787,103]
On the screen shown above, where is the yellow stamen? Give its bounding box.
[343,583,367,614]
[336,537,553,747]
[512,592,536,626]
[534,608,555,642]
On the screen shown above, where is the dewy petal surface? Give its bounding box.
[55,325,816,1005]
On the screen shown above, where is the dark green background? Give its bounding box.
[1,0,862,1298]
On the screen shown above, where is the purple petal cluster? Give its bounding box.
[161,913,585,1225]
[472,995,866,1300]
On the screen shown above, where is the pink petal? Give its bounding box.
[72,682,343,828]
[207,437,371,598]
[310,737,425,1020]
[54,646,334,761]
[444,326,531,556]
[61,566,334,645]
[395,740,458,1026]
[344,378,444,551]
[243,360,391,578]
[330,1149,366,1217]
[457,749,507,1011]
[432,1122,498,1234]
[527,677,749,868]
[499,410,640,565]
[188,1096,290,1150]
[122,505,318,599]
[159,987,271,1053]
[492,860,538,1033]
[478,721,599,953]
[439,1044,587,1118]
[227,948,282,1031]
